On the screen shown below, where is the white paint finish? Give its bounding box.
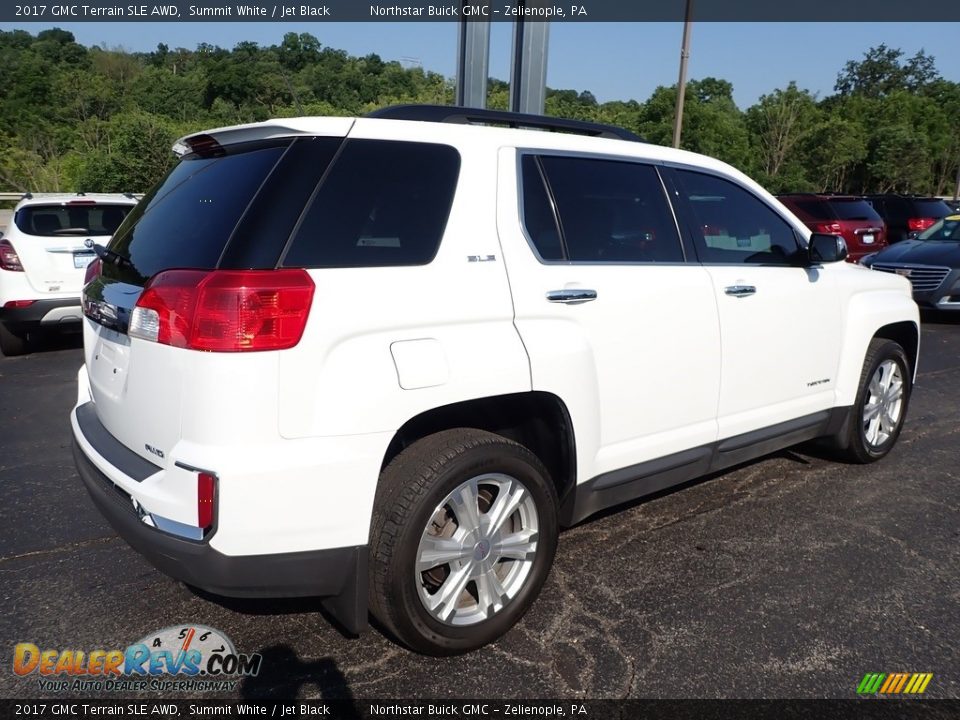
[390,339,449,390]
[706,263,843,438]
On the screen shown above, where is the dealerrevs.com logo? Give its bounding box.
[13,625,262,693]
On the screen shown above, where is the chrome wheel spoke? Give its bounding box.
[448,480,483,535]
[863,401,881,422]
[494,529,538,561]
[418,534,470,572]
[485,479,527,535]
[475,569,509,618]
[427,562,474,622]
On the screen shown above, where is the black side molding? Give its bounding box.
[561,407,850,527]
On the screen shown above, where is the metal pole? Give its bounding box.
[455,7,491,108]
[672,0,693,149]
[509,1,550,115]
[954,160,960,202]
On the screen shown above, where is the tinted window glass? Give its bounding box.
[220,136,343,270]
[912,199,951,217]
[16,204,133,237]
[538,156,683,263]
[520,155,564,261]
[785,198,830,220]
[827,199,881,221]
[283,140,460,268]
[105,139,291,285]
[675,170,799,264]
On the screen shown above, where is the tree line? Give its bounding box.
[1,28,958,197]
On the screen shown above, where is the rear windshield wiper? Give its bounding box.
[92,243,133,270]
[53,227,92,235]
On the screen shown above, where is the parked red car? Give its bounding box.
[778,193,887,262]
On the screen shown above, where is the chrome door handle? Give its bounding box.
[724,285,756,297]
[546,289,597,304]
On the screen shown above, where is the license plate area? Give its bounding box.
[862,234,875,244]
[74,252,95,269]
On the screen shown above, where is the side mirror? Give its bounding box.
[808,233,848,264]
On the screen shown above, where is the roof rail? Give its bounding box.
[366,104,645,143]
[21,192,32,200]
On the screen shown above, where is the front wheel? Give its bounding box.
[839,338,912,463]
[369,428,558,655]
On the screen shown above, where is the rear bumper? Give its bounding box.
[0,296,82,329]
[72,425,368,634]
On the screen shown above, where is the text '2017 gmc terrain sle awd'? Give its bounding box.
[71,106,919,655]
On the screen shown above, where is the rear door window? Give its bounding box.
[282,140,460,268]
[521,154,684,263]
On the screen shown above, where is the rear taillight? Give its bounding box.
[84,258,102,285]
[129,269,315,352]
[197,472,216,530]
[907,217,936,232]
[816,222,843,234]
[3,300,35,309]
[0,240,23,271]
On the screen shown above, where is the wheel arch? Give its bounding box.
[873,320,920,382]
[381,391,577,518]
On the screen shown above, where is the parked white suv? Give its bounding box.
[71,106,919,655]
[0,193,138,355]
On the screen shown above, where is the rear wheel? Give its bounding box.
[369,428,558,655]
[839,338,911,463]
[0,323,29,356]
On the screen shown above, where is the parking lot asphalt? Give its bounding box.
[0,318,958,701]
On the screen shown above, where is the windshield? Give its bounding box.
[15,204,133,237]
[918,215,960,241]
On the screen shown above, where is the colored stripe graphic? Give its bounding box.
[858,672,932,694]
[857,673,886,694]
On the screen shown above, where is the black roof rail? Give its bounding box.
[21,192,32,200]
[366,104,645,143]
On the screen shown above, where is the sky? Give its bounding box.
[6,21,960,109]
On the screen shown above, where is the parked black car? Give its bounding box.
[863,194,952,243]
[862,213,960,311]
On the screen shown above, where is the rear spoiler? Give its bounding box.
[173,117,356,157]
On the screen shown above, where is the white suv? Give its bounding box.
[70,106,919,655]
[0,193,138,355]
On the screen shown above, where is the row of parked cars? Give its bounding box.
[778,192,960,312]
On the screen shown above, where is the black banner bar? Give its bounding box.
[6,0,960,23]
[1,699,960,720]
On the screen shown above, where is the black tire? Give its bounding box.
[369,428,559,655]
[838,338,912,463]
[0,323,29,356]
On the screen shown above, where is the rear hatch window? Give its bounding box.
[16,204,133,236]
[826,199,882,222]
[103,139,295,287]
[911,199,951,218]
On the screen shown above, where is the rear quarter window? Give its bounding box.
[282,140,460,268]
